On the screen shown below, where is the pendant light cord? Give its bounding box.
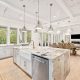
[23,5,25,27]
[36,12,38,23]
[38,0,39,22]
[50,3,53,26]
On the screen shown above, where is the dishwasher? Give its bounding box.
[32,54,49,80]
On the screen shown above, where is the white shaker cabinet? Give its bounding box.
[0,47,5,59]
[13,48,19,63]
[13,48,32,76]
[20,56,27,71]
[0,46,14,59]
[26,59,32,76]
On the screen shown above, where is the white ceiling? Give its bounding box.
[63,0,80,16]
[0,0,80,29]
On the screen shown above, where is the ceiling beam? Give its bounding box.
[0,0,48,24]
[55,0,73,19]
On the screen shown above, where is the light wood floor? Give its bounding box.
[0,58,31,80]
[0,51,80,80]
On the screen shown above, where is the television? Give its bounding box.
[71,34,80,39]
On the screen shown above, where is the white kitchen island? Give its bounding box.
[13,47,70,80]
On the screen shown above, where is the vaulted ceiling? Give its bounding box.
[0,0,80,28]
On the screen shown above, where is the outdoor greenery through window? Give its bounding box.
[0,27,7,44]
[27,31,31,43]
[10,28,17,44]
[43,33,48,46]
[20,30,31,44]
[40,32,48,46]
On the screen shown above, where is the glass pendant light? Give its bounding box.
[35,0,43,31]
[48,3,53,33]
[22,5,27,32]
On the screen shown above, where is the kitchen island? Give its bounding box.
[13,47,70,80]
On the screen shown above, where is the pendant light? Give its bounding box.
[22,5,27,32]
[48,3,53,33]
[35,0,42,31]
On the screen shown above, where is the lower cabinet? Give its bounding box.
[64,52,70,79]
[53,56,63,80]
[13,48,19,63]
[20,56,27,70]
[0,46,14,59]
[53,53,70,80]
[13,49,32,76]
[20,55,32,76]
[0,47,5,59]
[26,60,32,76]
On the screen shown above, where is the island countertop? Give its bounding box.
[31,47,70,60]
[14,46,70,60]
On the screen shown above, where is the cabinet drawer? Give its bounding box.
[20,56,27,71]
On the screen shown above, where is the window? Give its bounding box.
[0,27,7,44]
[10,28,17,44]
[21,30,31,44]
[40,32,48,46]
[43,33,48,46]
[27,31,31,43]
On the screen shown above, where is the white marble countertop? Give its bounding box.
[31,47,69,60]
[14,46,70,60]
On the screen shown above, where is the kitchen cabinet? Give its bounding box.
[53,56,63,80]
[64,52,70,79]
[16,54,21,66]
[26,59,32,75]
[20,54,32,76]
[13,48,19,63]
[20,56,27,70]
[13,48,32,76]
[0,45,14,59]
[0,47,5,59]
[53,52,70,80]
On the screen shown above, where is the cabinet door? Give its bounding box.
[64,53,70,79]
[13,48,19,63]
[20,56,27,71]
[53,57,63,80]
[16,54,21,66]
[26,60,32,76]
[0,47,5,59]
[4,47,10,58]
[9,46,13,57]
